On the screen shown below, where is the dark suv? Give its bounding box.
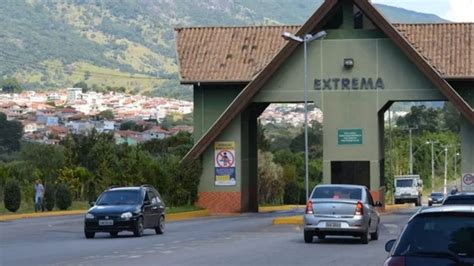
[84,185,165,239]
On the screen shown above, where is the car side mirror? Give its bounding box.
[143,200,151,206]
[385,239,396,252]
[375,201,383,207]
[89,201,95,207]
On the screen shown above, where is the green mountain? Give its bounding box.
[0,0,448,100]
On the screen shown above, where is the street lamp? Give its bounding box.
[282,30,327,201]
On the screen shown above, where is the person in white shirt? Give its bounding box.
[34,180,45,212]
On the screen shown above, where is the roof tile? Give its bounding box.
[176,23,473,82]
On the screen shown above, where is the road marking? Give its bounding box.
[128,255,142,259]
[384,224,399,234]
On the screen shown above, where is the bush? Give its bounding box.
[4,180,21,212]
[56,184,72,210]
[43,185,55,211]
[283,180,300,204]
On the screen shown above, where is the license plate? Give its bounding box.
[99,220,114,226]
[326,222,341,228]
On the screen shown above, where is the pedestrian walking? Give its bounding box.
[34,179,45,212]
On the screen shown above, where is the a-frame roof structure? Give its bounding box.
[182,0,474,161]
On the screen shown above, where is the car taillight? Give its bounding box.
[383,257,405,266]
[354,201,363,215]
[305,201,313,214]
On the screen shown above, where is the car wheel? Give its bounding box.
[304,230,313,243]
[394,199,399,205]
[155,215,165,235]
[360,229,369,244]
[110,232,118,237]
[133,217,144,237]
[370,225,379,240]
[84,231,95,239]
[428,202,432,206]
[317,234,326,240]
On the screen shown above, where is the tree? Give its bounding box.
[4,180,21,212]
[55,184,72,210]
[396,105,440,133]
[0,77,23,93]
[98,110,114,120]
[0,112,23,152]
[72,81,88,92]
[258,150,284,204]
[257,120,270,151]
[43,184,56,211]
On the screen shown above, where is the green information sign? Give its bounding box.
[338,128,363,145]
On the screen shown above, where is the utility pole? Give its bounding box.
[454,152,460,181]
[426,141,437,192]
[443,146,449,195]
[406,127,417,174]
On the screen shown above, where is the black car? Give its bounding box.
[442,192,474,205]
[427,192,444,206]
[84,185,165,238]
[384,206,474,266]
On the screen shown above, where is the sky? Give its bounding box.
[372,0,474,22]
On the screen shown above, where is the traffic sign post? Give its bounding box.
[461,173,474,192]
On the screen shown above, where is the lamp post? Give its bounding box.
[282,30,327,201]
[442,145,450,195]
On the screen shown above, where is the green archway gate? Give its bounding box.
[175,0,474,213]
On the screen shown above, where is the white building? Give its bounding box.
[67,88,83,103]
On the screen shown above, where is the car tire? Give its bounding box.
[110,232,118,237]
[428,202,432,206]
[370,226,379,241]
[84,231,95,239]
[317,234,326,240]
[133,217,144,237]
[360,229,370,244]
[394,199,399,205]
[155,215,165,235]
[304,230,313,243]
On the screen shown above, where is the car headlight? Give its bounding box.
[428,197,432,201]
[121,212,133,220]
[85,213,94,219]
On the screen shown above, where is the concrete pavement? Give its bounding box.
[0,207,418,266]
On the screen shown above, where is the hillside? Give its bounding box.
[0,0,448,100]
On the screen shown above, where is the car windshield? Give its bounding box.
[396,179,414,187]
[431,193,443,197]
[311,186,362,200]
[96,190,141,206]
[393,214,474,258]
[443,196,474,205]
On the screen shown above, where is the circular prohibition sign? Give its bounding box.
[216,149,235,168]
[463,173,474,186]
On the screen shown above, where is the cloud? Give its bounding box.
[445,0,474,22]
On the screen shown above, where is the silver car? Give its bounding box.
[303,184,382,244]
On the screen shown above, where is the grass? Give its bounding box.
[0,200,90,215]
[0,201,202,216]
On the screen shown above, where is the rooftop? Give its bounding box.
[176,23,474,83]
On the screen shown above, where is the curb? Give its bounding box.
[259,205,304,213]
[0,209,211,222]
[0,210,86,221]
[272,215,302,225]
[167,210,210,222]
[271,203,414,225]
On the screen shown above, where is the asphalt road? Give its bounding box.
[0,207,418,266]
